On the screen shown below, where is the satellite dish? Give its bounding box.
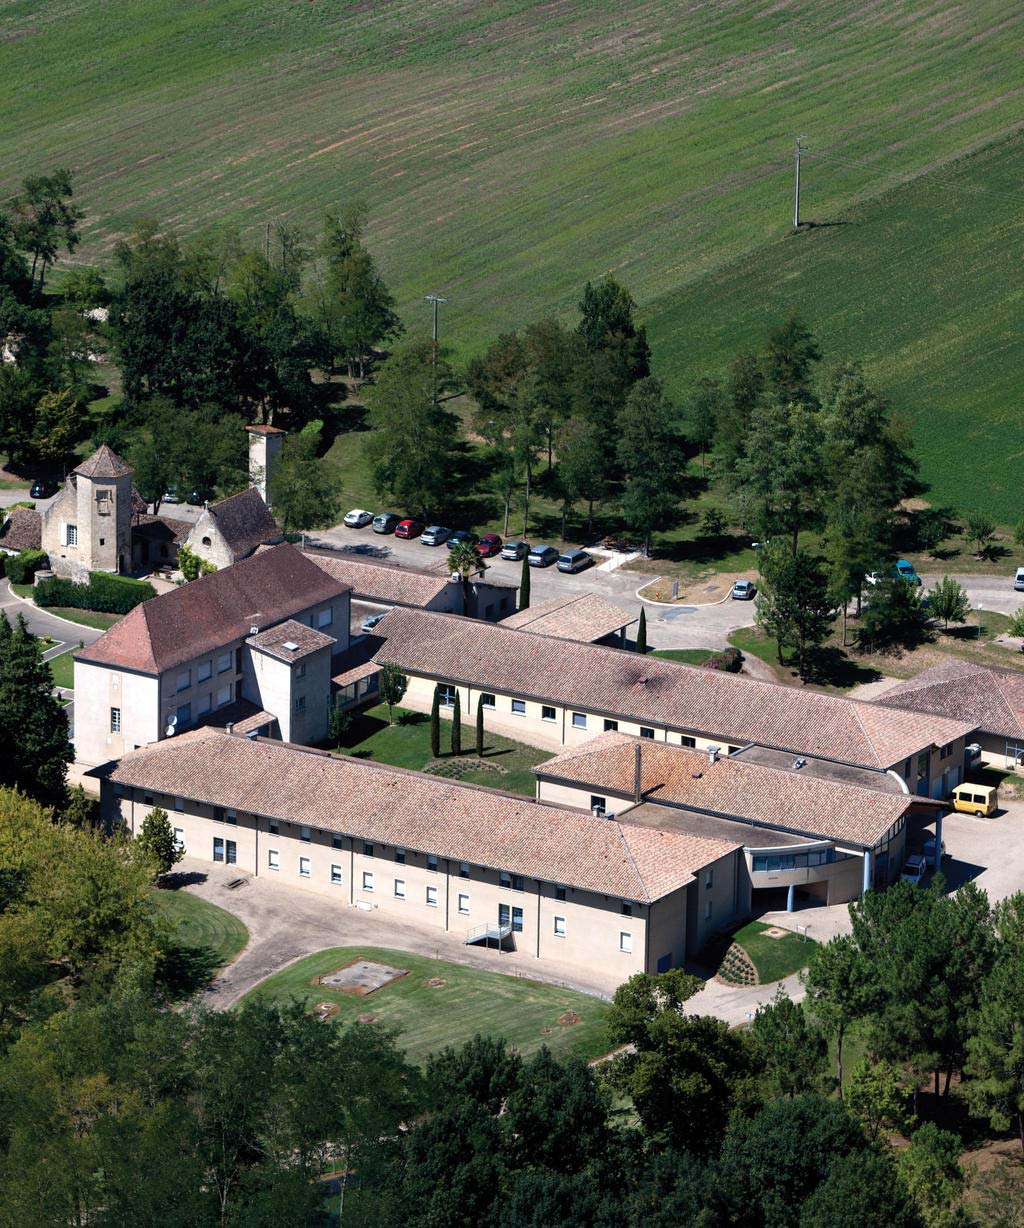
[165,725,176,738]
[167,713,177,727]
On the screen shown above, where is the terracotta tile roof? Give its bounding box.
[331,640,383,687]
[204,488,282,561]
[874,659,1024,741]
[538,732,913,849]
[106,731,736,901]
[312,551,454,607]
[0,506,41,552]
[73,444,132,479]
[245,424,286,435]
[371,607,974,769]
[501,593,634,642]
[75,544,349,675]
[194,699,277,736]
[246,619,336,662]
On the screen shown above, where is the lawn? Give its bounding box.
[47,649,75,690]
[333,703,549,797]
[1,2,1021,517]
[244,945,612,1066]
[150,885,250,992]
[732,921,817,985]
[650,648,716,666]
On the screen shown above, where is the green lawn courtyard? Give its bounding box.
[332,703,550,797]
[244,945,612,1067]
[731,921,817,985]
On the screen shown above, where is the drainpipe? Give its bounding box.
[348,836,354,905]
[536,881,541,958]
[786,884,795,912]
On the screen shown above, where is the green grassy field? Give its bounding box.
[244,945,611,1066]
[650,648,715,665]
[733,921,816,984]
[334,703,548,796]
[2,2,1022,516]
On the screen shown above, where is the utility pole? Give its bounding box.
[793,136,803,229]
[425,293,447,364]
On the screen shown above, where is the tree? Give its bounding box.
[715,351,764,475]
[802,935,872,1091]
[845,1059,910,1141]
[735,399,824,551]
[685,378,722,477]
[476,694,485,757]
[366,341,459,517]
[137,806,184,879]
[636,607,647,654]
[449,540,486,614]
[177,543,217,581]
[556,413,607,535]
[750,988,828,1098]
[128,398,249,512]
[61,266,110,311]
[430,685,441,758]
[61,785,97,830]
[378,660,408,725]
[859,576,924,651]
[519,551,530,611]
[755,542,834,673]
[451,689,462,756]
[617,377,682,556]
[1009,608,1024,638]
[268,428,343,533]
[799,1150,923,1228]
[1015,518,1024,550]
[965,511,997,560]
[576,275,650,385]
[28,388,81,465]
[8,168,84,293]
[0,613,72,807]
[927,576,971,630]
[897,1123,969,1228]
[763,311,821,405]
[702,507,726,537]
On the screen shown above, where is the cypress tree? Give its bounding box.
[519,552,531,610]
[451,690,462,756]
[636,607,647,654]
[430,686,441,758]
[476,694,485,757]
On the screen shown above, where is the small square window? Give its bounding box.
[555,886,566,902]
[332,834,343,849]
[620,931,633,954]
[363,843,374,857]
[394,878,406,899]
[362,871,374,891]
[590,795,606,814]
[174,796,184,813]
[395,848,406,864]
[458,893,470,915]
[480,693,495,709]
[268,849,279,870]
[512,875,524,891]
[176,670,191,693]
[294,696,306,714]
[110,707,121,733]
[621,902,632,917]
[571,712,587,729]
[604,718,618,732]
[541,705,556,722]
[427,854,438,873]
[331,864,342,884]
[198,693,211,715]
[143,792,154,806]
[499,871,512,889]
[198,661,212,682]
[225,810,237,825]
[705,870,713,891]
[269,820,279,836]
[640,727,655,740]
[680,735,696,748]
[554,916,566,937]
[300,826,311,843]
[426,885,438,907]
[299,857,310,878]
[213,806,224,823]
[173,828,184,850]
[511,699,526,715]
[459,862,470,879]
[438,684,456,707]
[217,652,232,674]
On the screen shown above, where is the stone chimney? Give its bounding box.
[246,424,286,509]
[633,742,643,804]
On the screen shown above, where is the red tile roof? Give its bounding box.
[246,619,335,662]
[0,506,41,552]
[502,592,634,641]
[312,552,454,607]
[874,658,1024,741]
[204,488,282,561]
[75,543,348,675]
[73,444,133,479]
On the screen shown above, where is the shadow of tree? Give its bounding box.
[156,942,221,1001]
[800,646,884,689]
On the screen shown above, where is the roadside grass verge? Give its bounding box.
[47,649,75,690]
[244,945,612,1067]
[650,648,716,665]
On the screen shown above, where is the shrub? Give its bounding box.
[7,549,49,585]
[702,646,744,673]
[34,571,156,614]
[178,544,216,582]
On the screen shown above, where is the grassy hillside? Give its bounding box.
[2,1,1021,514]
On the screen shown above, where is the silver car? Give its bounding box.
[732,579,756,600]
[344,508,373,528]
[421,525,451,547]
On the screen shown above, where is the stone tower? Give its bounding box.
[41,444,134,578]
[246,424,286,510]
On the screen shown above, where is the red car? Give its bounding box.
[478,532,503,557]
[394,519,424,539]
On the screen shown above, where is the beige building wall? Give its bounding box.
[184,512,238,572]
[73,662,161,766]
[41,473,132,578]
[106,785,663,979]
[244,644,333,744]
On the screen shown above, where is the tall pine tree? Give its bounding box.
[0,613,72,806]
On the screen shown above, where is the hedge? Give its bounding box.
[34,571,156,615]
[7,549,49,585]
[701,646,744,673]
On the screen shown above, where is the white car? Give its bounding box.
[343,509,373,529]
[900,854,929,885]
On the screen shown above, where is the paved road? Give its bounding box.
[0,578,106,649]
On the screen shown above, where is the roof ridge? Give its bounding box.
[848,700,885,770]
[611,817,652,904]
[984,667,1024,739]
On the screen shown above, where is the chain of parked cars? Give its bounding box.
[342,510,596,573]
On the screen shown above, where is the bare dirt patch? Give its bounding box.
[319,958,408,995]
[557,1011,581,1026]
[639,572,745,604]
[311,1001,339,1021]
[761,927,788,939]
[426,977,447,987]
[355,1013,378,1024]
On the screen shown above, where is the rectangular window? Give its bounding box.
[511,699,526,715]
[65,523,78,546]
[176,702,191,726]
[604,718,619,732]
[176,669,191,693]
[296,663,306,680]
[621,902,632,917]
[213,837,224,863]
[143,792,154,806]
[590,795,606,813]
[217,652,232,674]
[395,848,406,864]
[427,855,438,873]
[198,660,212,682]
[294,695,306,714]
[680,735,696,748]
[362,871,374,891]
[225,840,236,865]
[173,828,184,850]
[394,878,406,899]
[541,705,556,722]
[499,871,512,889]
[216,685,231,708]
[110,707,121,733]
[571,712,587,729]
[438,684,456,706]
[269,820,279,835]
[512,874,524,891]
[332,834,344,849]
[458,893,470,915]
[459,862,470,879]
[480,693,495,708]
[331,864,342,885]
[213,806,224,823]
[620,931,633,954]
[198,693,212,715]
[225,810,237,825]
[300,826,311,843]
[317,607,333,628]
[268,849,279,870]
[174,796,184,812]
[426,885,438,907]
[554,916,566,937]
[363,843,374,857]
[299,857,310,878]
[705,870,713,890]
[555,886,567,902]
[511,906,524,933]
[640,727,655,740]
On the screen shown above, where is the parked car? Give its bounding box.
[372,512,402,534]
[528,544,559,568]
[478,532,503,557]
[866,559,921,588]
[360,610,389,634]
[731,579,756,600]
[557,548,593,574]
[420,525,451,547]
[161,488,181,504]
[394,519,424,539]
[900,854,929,885]
[447,530,480,551]
[922,836,947,862]
[29,478,57,500]
[501,539,530,561]
[343,508,373,528]
[1014,567,1024,592]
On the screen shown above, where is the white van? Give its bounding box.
[1015,567,1024,592]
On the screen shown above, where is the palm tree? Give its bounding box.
[448,541,487,614]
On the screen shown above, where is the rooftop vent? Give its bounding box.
[691,771,703,780]
[225,722,234,734]
[707,745,721,764]
[591,804,606,818]
[249,624,259,635]
[282,641,300,652]
[792,757,807,770]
